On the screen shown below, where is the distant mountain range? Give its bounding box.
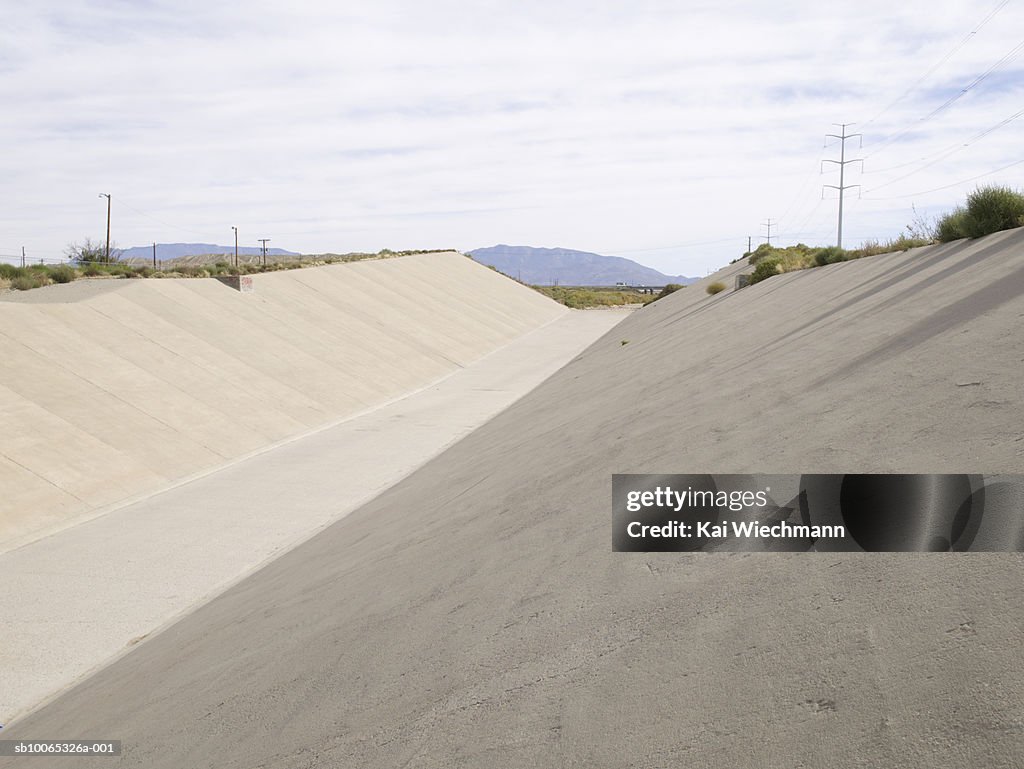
[120,243,300,260]
[469,245,695,287]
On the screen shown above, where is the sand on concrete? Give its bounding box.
[0,252,565,551]
[4,230,1024,768]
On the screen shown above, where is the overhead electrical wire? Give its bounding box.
[863,34,1024,159]
[859,0,1010,133]
[775,150,829,232]
[114,195,212,239]
[614,236,744,253]
[863,106,1024,194]
[861,158,1024,201]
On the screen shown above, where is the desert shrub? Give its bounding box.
[706,281,726,295]
[847,235,931,260]
[653,283,684,302]
[536,286,653,308]
[82,265,104,276]
[906,203,937,241]
[935,186,1024,242]
[49,265,77,283]
[0,264,24,279]
[65,238,122,265]
[887,234,932,252]
[813,245,848,266]
[11,273,47,290]
[856,239,884,257]
[936,207,969,242]
[749,256,782,284]
[962,185,1024,238]
[747,243,777,265]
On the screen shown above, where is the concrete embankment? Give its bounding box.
[0,252,565,550]
[7,229,1024,767]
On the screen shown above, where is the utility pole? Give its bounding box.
[99,193,111,261]
[153,243,157,269]
[231,226,238,269]
[258,238,270,267]
[822,123,863,249]
[21,246,26,268]
[747,235,752,255]
[762,218,775,245]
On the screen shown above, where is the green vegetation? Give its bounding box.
[706,281,726,295]
[49,265,77,284]
[65,238,123,264]
[746,234,933,285]
[11,273,48,291]
[532,282,687,308]
[742,185,1024,286]
[653,283,684,302]
[533,286,655,308]
[935,184,1024,241]
[750,255,784,284]
[936,208,969,242]
[0,249,458,293]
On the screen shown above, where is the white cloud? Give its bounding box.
[2,1,1023,274]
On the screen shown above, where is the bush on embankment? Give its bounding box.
[935,185,1024,242]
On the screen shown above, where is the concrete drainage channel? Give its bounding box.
[0,307,630,725]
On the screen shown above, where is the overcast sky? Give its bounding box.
[2,1,1022,275]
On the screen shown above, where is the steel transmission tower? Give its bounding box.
[822,123,863,248]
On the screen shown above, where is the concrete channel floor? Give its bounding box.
[0,307,630,726]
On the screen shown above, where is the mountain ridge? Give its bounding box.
[119,243,300,260]
[469,244,696,286]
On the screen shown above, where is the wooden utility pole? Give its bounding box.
[99,193,111,261]
[258,238,270,266]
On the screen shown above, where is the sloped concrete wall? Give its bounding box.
[0,252,565,548]
[24,228,1020,769]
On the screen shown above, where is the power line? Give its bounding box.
[776,150,829,228]
[864,34,1024,159]
[861,158,1024,201]
[613,236,742,253]
[863,106,1024,194]
[860,0,1010,132]
[787,197,826,243]
[917,40,1024,122]
[115,195,212,238]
